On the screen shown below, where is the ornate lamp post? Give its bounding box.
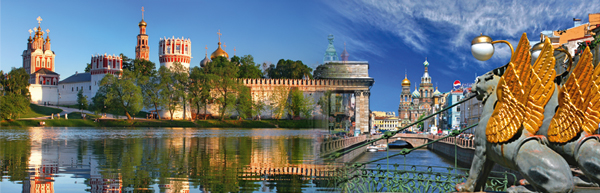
[470,34,514,61]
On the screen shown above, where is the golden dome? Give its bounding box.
[402,77,411,86]
[138,19,147,27]
[210,42,229,60]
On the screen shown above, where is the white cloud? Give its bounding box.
[324,0,600,70]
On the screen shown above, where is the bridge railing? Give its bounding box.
[430,134,475,149]
[320,135,367,155]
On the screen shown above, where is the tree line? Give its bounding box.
[86,55,317,120]
[0,55,320,121]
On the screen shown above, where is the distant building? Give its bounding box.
[540,13,600,54]
[398,58,442,129]
[372,111,395,118]
[374,116,399,131]
[445,84,465,130]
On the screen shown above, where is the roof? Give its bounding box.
[58,72,91,84]
[33,68,59,76]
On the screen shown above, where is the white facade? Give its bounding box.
[58,77,92,105]
[29,84,58,105]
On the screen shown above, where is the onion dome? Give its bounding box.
[423,58,429,67]
[433,87,441,96]
[210,42,229,60]
[412,87,420,98]
[200,55,210,68]
[139,19,147,27]
[402,73,410,86]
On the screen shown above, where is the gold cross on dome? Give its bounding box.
[37,16,42,25]
[141,7,145,19]
[217,30,222,42]
[234,47,236,55]
[205,45,208,55]
[28,29,32,35]
[46,29,50,34]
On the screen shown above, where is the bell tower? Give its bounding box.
[135,7,149,60]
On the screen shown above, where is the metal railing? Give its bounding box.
[430,134,475,149]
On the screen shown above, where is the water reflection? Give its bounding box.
[0,127,333,193]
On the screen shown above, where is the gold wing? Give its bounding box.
[486,33,531,143]
[549,47,594,143]
[583,48,600,134]
[523,37,557,134]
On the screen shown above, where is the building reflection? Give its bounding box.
[2,128,330,192]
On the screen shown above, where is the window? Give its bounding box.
[72,87,74,91]
[37,60,40,67]
[76,87,78,91]
[89,86,91,90]
[176,45,181,53]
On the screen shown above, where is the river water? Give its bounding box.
[1,127,459,193]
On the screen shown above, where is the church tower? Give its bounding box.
[398,71,412,120]
[323,34,339,63]
[22,16,59,85]
[419,58,433,103]
[135,7,149,60]
[159,36,192,69]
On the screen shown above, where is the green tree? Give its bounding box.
[238,55,263,78]
[204,56,240,120]
[139,71,164,119]
[235,86,252,119]
[76,89,89,110]
[84,63,91,73]
[132,58,157,77]
[317,90,333,117]
[267,59,313,79]
[270,86,290,120]
[159,66,180,120]
[252,87,267,118]
[0,68,31,120]
[99,70,143,119]
[189,66,214,120]
[289,88,315,118]
[417,114,426,131]
[89,84,110,115]
[120,53,134,71]
[171,62,191,119]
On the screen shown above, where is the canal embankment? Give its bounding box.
[0,118,325,128]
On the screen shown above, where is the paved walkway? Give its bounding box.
[21,105,126,120]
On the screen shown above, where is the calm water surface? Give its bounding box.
[0,127,335,193]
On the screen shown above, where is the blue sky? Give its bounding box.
[1,0,598,113]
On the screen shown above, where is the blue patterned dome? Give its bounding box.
[412,89,420,98]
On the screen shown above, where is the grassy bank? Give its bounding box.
[1,118,326,128]
[19,104,63,119]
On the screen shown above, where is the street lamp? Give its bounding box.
[471,34,514,61]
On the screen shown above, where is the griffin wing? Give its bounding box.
[523,37,557,134]
[486,33,531,143]
[549,46,594,143]
[583,47,600,134]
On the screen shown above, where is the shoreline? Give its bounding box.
[0,119,326,128]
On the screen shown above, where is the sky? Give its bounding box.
[1,0,599,113]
